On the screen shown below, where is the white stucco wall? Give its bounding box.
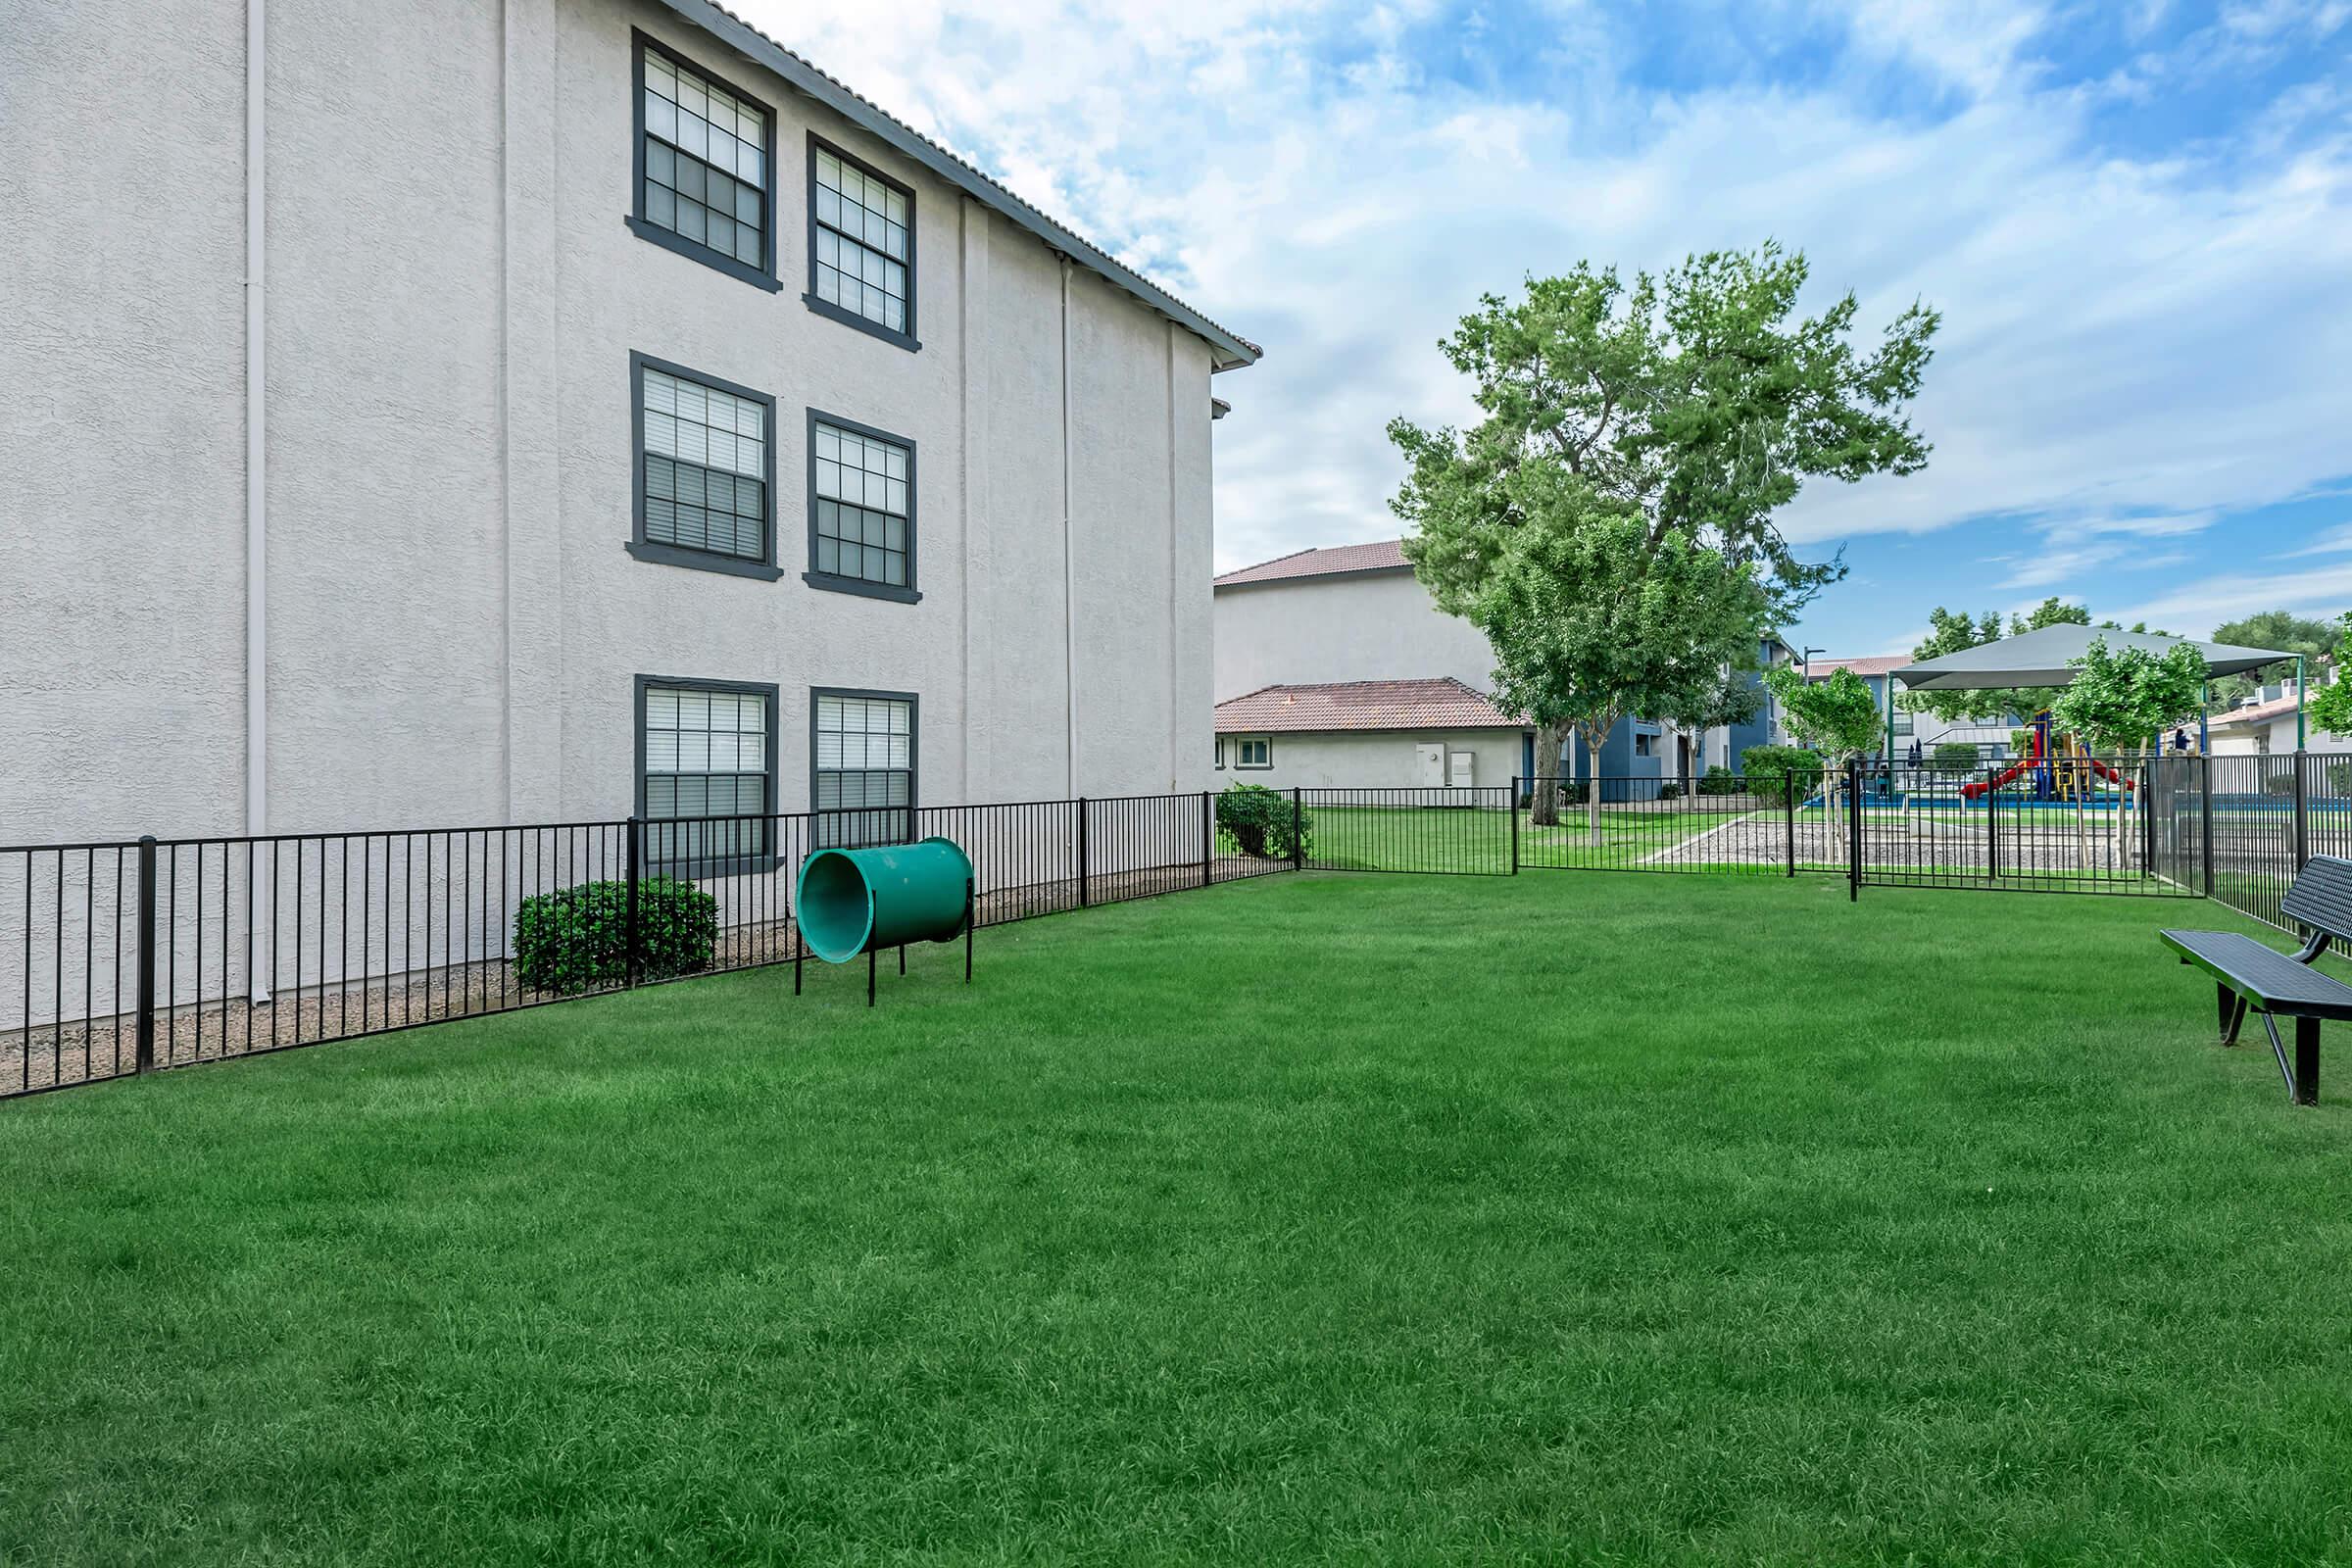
[2209,715,2349,757]
[1212,571,1497,702]
[0,0,1230,853]
[1212,728,1531,792]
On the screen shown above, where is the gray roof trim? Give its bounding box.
[1211,563,1414,592]
[656,0,1263,371]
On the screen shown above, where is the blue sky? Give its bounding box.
[745,0,2350,658]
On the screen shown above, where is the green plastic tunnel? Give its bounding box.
[794,837,975,963]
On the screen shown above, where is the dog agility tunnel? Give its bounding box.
[794,838,975,962]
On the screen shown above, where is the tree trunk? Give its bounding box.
[1530,720,1571,828]
[1583,725,1608,846]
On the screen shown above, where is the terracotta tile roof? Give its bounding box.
[1213,539,1410,587]
[1808,656,1907,678]
[2210,690,2310,727]
[1215,678,1525,734]
[667,1,1259,368]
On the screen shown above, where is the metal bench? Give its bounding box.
[2161,856,2352,1104]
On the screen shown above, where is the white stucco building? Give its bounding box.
[1,0,1256,850]
[2206,671,2347,758]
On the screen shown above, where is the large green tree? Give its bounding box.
[2208,610,2333,711]
[1897,598,2090,725]
[1391,243,1939,821]
[1471,498,1770,842]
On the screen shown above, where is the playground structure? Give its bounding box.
[1956,711,2135,808]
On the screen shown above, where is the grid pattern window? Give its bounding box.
[813,147,909,333]
[642,48,767,269]
[643,368,766,562]
[644,685,770,863]
[814,694,913,844]
[812,421,910,587]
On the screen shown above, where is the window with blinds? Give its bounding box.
[808,416,912,595]
[809,140,913,345]
[812,691,914,847]
[641,682,773,866]
[640,363,770,565]
[633,36,775,288]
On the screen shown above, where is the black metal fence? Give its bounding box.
[7,759,2343,1100]
[0,790,1324,1099]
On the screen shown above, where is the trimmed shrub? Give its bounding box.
[1695,764,1741,797]
[514,875,718,995]
[1655,782,1682,802]
[1740,745,1824,807]
[1933,741,1982,775]
[1216,782,1312,859]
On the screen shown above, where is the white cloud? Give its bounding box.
[2109,562,2352,634]
[731,0,2352,580]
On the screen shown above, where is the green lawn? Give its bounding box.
[6,871,2352,1564]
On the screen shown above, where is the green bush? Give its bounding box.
[1932,741,1982,775]
[514,875,719,995]
[1216,782,1312,859]
[1695,764,1741,797]
[1740,745,1824,807]
[1655,782,1682,802]
[2261,771,2296,797]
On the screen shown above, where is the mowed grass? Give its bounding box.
[6,871,2352,1564]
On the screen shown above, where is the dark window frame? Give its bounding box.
[803,132,920,352]
[809,686,919,847]
[804,407,920,604]
[633,673,781,876]
[1235,736,1272,769]
[626,29,782,293]
[626,352,783,581]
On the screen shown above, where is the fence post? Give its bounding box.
[2199,753,2216,898]
[2293,751,2310,874]
[134,835,157,1074]
[1292,788,1304,871]
[1510,776,1520,874]
[1846,759,1861,903]
[1784,772,1795,877]
[1200,790,1212,889]
[1077,798,1091,908]
[1985,765,1999,882]
[623,815,641,988]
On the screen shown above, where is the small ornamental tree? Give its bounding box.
[1762,664,1884,858]
[2048,636,2207,868]
[2306,614,2352,740]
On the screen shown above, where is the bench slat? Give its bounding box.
[2282,855,2352,941]
[2161,929,2352,1018]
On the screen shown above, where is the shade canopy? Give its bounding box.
[1888,623,2293,692]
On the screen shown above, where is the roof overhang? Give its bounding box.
[1889,624,2293,692]
[659,0,1262,372]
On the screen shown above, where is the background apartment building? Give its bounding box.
[1211,540,1785,797]
[1,0,1257,851]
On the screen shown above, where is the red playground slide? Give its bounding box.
[2080,755,2136,790]
[1959,733,2038,801]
